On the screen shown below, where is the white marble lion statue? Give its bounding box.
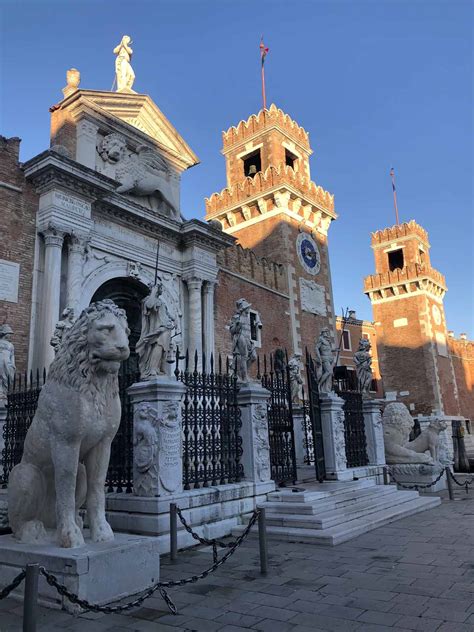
[98,132,180,218]
[382,402,433,465]
[8,300,130,548]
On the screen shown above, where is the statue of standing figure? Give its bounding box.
[354,338,373,393]
[0,325,15,401]
[113,35,135,92]
[50,307,75,354]
[314,327,334,393]
[229,298,258,382]
[136,282,176,380]
[288,354,303,403]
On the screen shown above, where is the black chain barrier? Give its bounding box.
[175,505,240,551]
[0,570,26,600]
[387,466,446,491]
[447,469,474,494]
[25,508,261,617]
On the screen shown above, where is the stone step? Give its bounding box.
[267,478,376,503]
[263,484,398,515]
[233,495,441,546]
[265,490,420,529]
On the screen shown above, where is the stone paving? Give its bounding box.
[0,488,473,631]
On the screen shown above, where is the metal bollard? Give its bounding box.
[383,466,389,485]
[258,507,268,575]
[23,563,39,632]
[445,466,454,501]
[170,503,178,562]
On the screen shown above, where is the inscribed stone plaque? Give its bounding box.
[299,278,326,316]
[435,331,448,357]
[0,260,20,303]
[53,191,91,217]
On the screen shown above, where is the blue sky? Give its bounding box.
[1,0,472,336]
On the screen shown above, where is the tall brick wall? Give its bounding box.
[449,338,474,420]
[0,137,38,371]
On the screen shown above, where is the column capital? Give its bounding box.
[77,118,99,138]
[67,231,88,254]
[42,223,65,248]
[203,279,217,294]
[185,276,203,291]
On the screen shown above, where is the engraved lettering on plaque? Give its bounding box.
[0,260,20,303]
[53,191,91,217]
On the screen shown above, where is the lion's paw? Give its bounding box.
[90,520,114,543]
[58,522,85,548]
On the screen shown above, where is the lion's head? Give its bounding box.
[48,300,130,391]
[382,402,414,445]
[98,133,128,164]
[429,419,448,433]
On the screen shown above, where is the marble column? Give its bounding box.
[66,234,84,315]
[236,382,274,496]
[186,277,203,368]
[362,397,386,465]
[128,377,187,497]
[202,280,216,364]
[40,226,64,369]
[320,392,350,480]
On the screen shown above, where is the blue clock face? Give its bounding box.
[297,233,321,275]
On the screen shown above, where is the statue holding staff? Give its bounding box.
[229,298,259,382]
[314,327,335,393]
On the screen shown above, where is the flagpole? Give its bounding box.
[390,168,400,225]
[260,37,268,111]
[261,63,266,110]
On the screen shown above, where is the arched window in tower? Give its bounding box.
[242,149,261,178]
[285,149,298,171]
[388,248,404,271]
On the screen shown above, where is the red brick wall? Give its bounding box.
[449,339,474,420]
[50,106,77,155]
[0,137,38,371]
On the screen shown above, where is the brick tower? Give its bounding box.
[205,104,338,356]
[364,220,460,416]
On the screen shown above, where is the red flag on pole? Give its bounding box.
[260,37,269,66]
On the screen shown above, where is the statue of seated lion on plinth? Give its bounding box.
[8,300,130,548]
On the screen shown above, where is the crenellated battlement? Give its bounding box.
[222,103,310,152]
[364,263,446,299]
[205,163,334,217]
[371,220,429,247]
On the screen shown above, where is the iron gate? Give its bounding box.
[333,368,368,468]
[304,350,326,482]
[261,356,297,485]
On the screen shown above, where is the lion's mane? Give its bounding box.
[382,402,414,446]
[97,133,127,163]
[48,300,127,395]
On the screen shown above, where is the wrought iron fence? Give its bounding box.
[1,370,46,486]
[260,355,297,485]
[333,366,368,468]
[301,396,315,465]
[304,350,326,482]
[175,350,243,490]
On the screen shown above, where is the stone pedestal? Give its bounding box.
[292,404,307,466]
[363,398,386,466]
[0,532,160,612]
[236,382,274,485]
[390,463,446,494]
[128,377,187,497]
[320,392,351,480]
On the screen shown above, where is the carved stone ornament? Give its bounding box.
[97,133,180,219]
[354,338,373,393]
[133,402,159,497]
[127,260,142,279]
[0,324,15,401]
[334,408,347,471]
[288,354,303,403]
[383,403,435,465]
[50,307,75,354]
[8,300,130,547]
[253,403,271,482]
[159,401,181,493]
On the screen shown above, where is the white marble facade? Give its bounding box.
[24,90,233,371]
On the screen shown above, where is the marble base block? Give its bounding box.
[390,463,446,494]
[0,532,160,612]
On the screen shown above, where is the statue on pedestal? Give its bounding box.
[136,282,176,380]
[383,402,434,465]
[314,327,334,393]
[288,354,303,403]
[229,298,258,382]
[8,300,130,547]
[50,307,75,354]
[0,325,15,401]
[354,338,373,393]
[113,35,135,92]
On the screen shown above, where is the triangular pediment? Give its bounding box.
[59,89,199,171]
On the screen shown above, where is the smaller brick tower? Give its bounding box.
[364,220,459,416]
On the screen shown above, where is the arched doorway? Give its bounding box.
[91,276,148,374]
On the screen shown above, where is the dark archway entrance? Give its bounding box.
[91,277,148,374]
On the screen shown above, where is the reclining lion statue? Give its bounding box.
[8,300,130,548]
[383,402,434,465]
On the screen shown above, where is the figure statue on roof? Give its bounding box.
[113,35,135,93]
